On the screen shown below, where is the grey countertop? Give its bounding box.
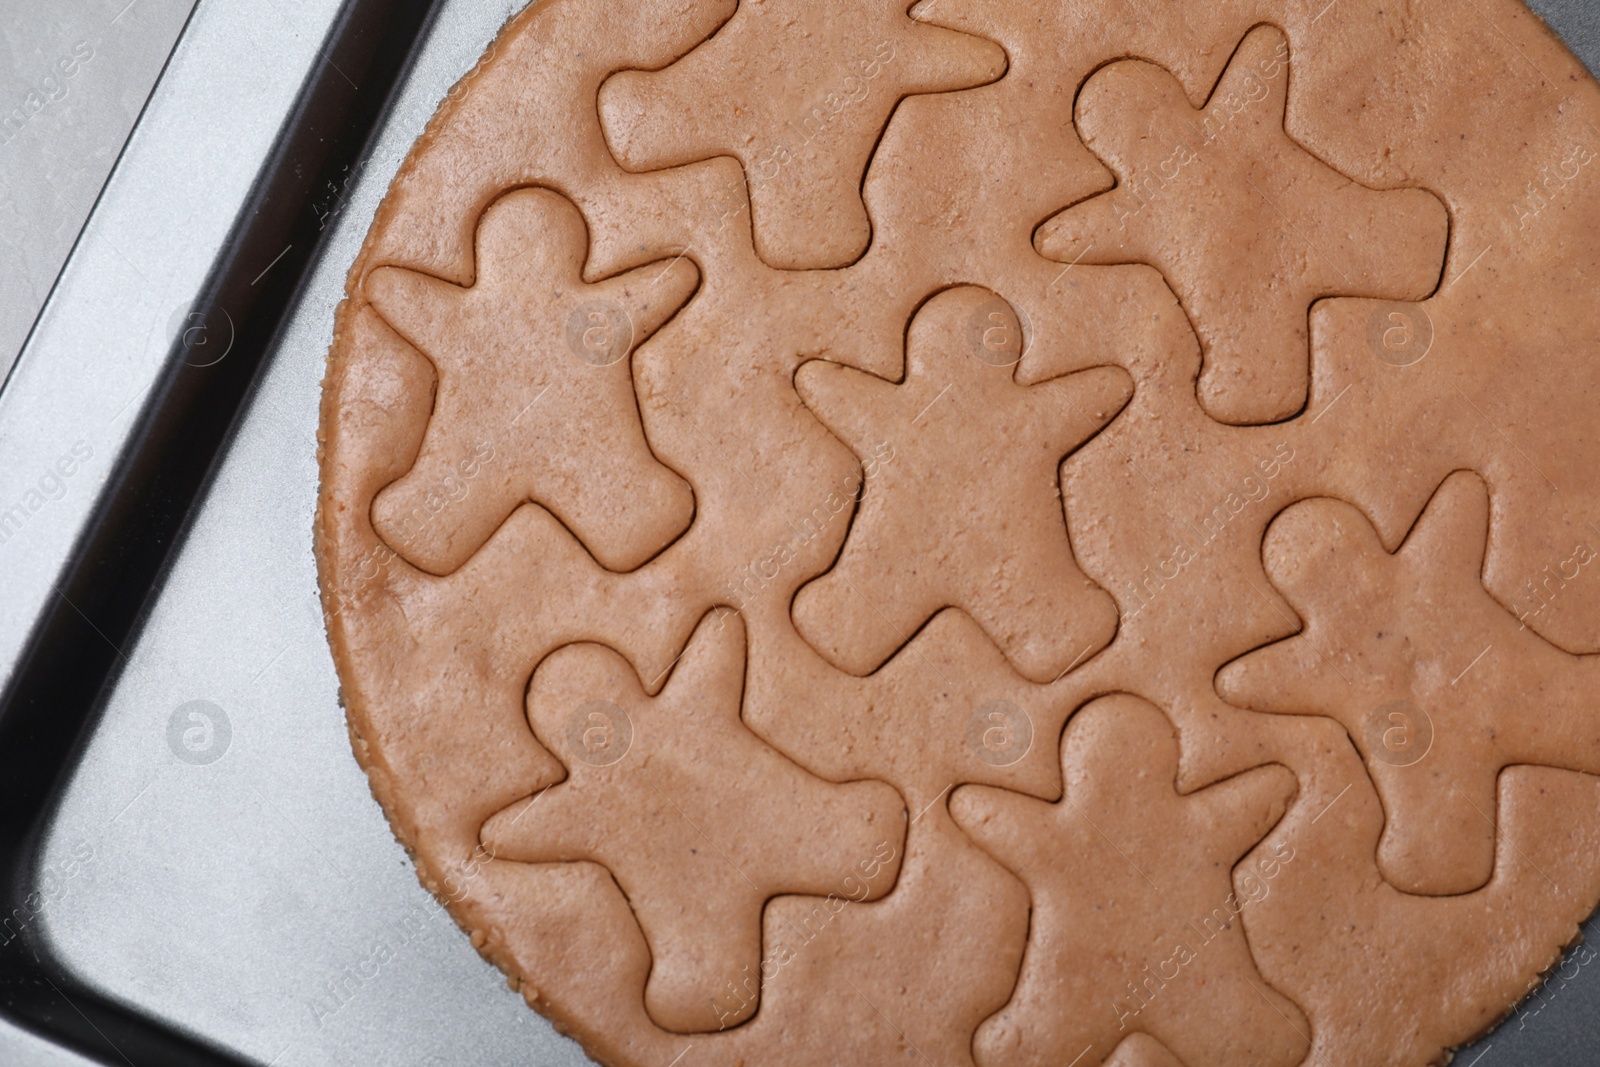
[0,0,198,383]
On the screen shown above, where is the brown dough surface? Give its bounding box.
[314,1,1600,1064]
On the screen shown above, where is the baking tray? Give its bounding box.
[1,0,1597,1064]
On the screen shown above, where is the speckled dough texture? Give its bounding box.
[315,1,1600,1064]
